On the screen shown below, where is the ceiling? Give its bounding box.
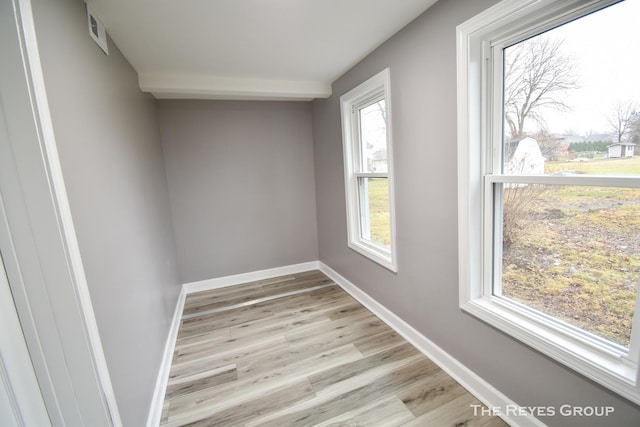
[87,0,438,100]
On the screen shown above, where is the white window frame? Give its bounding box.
[457,0,640,404]
[341,68,398,272]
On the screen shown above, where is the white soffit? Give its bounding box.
[86,0,438,100]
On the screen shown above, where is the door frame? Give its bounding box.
[0,0,121,425]
[0,246,51,427]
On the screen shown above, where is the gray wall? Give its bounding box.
[30,0,180,425]
[311,0,640,425]
[159,100,318,283]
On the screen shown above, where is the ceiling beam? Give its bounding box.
[138,73,332,101]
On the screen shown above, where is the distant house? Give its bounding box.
[370,149,388,172]
[559,143,570,158]
[607,142,636,158]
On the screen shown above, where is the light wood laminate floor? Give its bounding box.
[160,270,508,426]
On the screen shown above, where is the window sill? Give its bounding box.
[348,240,397,273]
[461,296,640,404]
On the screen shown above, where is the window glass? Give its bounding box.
[358,177,390,247]
[496,0,640,349]
[502,0,640,176]
[496,183,640,348]
[359,99,388,173]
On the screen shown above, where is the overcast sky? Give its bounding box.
[530,0,640,135]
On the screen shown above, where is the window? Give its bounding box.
[341,68,397,271]
[457,0,640,403]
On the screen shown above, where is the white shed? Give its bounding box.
[607,142,635,158]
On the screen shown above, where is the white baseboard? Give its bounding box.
[182,261,320,294]
[318,262,545,427]
[146,288,187,427]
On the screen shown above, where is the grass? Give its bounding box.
[546,155,640,175]
[367,178,391,247]
[501,156,640,347]
[502,195,640,346]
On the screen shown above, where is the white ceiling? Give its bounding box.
[87,0,438,100]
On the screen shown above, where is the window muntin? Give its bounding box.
[341,69,397,271]
[458,0,640,404]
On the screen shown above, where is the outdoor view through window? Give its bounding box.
[358,99,390,247]
[496,0,640,348]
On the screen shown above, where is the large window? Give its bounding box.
[341,68,397,271]
[458,0,640,403]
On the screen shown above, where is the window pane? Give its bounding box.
[496,183,640,348]
[358,177,390,247]
[359,99,388,173]
[502,0,640,176]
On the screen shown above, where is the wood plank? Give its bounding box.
[307,342,424,394]
[168,339,291,382]
[251,358,438,427]
[402,392,509,427]
[173,331,286,365]
[169,379,315,427]
[353,327,406,356]
[314,397,415,427]
[398,368,469,417]
[174,328,230,351]
[165,364,237,399]
[177,284,344,339]
[177,304,274,338]
[183,271,324,306]
[183,271,334,316]
[166,343,363,423]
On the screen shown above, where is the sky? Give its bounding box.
[522,0,640,136]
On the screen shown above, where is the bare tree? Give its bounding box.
[629,112,640,152]
[376,99,387,125]
[533,129,563,160]
[504,35,579,139]
[502,184,546,250]
[608,100,638,143]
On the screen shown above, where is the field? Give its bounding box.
[546,155,640,175]
[366,178,392,246]
[502,156,640,347]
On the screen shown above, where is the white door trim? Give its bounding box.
[0,0,120,424]
[0,247,51,427]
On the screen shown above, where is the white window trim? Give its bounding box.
[341,68,398,272]
[457,0,640,404]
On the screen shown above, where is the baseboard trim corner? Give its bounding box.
[318,262,545,427]
[146,287,187,427]
[182,261,320,294]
